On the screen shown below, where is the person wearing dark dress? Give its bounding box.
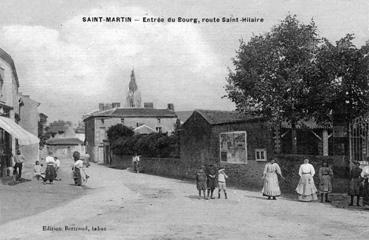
[318,161,333,203]
[348,162,362,206]
[206,164,217,199]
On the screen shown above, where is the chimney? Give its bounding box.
[167,103,174,111]
[112,102,121,108]
[98,103,104,111]
[144,102,154,109]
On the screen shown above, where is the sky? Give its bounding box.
[0,0,368,124]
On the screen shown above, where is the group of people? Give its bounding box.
[195,164,228,200]
[33,152,61,184]
[261,157,369,208]
[33,150,89,186]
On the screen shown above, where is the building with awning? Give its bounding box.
[0,116,39,145]
[0,47,40,178]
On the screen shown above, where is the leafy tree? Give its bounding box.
[225,15,319,153]
[107,124,134,142]
[306,35,369,124]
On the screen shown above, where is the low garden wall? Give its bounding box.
[109,154,350,193]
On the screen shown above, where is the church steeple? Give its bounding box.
[129,69,137,92]
[125,68,141,108]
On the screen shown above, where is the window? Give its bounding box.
[219,131,247,164]
[255,148,267,161]
[156,127,162,133]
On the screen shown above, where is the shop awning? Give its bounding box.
[0,116,39,145]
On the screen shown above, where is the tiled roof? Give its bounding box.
[193,110,258,125]
[0,48,19,87]
[46,137,84,146]
[85,107,177,119]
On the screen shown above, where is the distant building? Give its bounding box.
[45,137,84,159]
[82,69,177,163]
[84,104,177,163]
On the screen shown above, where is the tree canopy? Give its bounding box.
[225,15,369,153]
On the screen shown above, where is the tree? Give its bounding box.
[225,15,319,153]
[107,124,134,142]
[306,35,369,125]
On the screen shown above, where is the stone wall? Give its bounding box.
[110,153,349,193]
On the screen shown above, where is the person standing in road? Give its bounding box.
[348,161,362,206]
[296,158,318,202]
[262,158,284,200]
[44,152,57,184]
[206,164,217,199]
[13,150,25,181]
[318,160,333,203]
[218,167,228,199]
[195,166,207,200]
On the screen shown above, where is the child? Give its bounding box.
[33,161,42,181]
[218,167,228,199]
[196,166,207,199]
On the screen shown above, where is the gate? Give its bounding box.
[349,115,369,162]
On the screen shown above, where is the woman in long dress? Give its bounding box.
[318,161,333,203]
[262,159,284,200]
[43,153,57,184]
[296,158,318,202]
[72,151,88,186]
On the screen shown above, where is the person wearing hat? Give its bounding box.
[262,158,283,200]
[218,167,228,199]
[318,160,333,203]
[348,161,362,206]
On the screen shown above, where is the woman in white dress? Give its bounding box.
[296,158,318,202]
[262,159,284,200]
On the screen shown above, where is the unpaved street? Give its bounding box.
[0,159,368,240]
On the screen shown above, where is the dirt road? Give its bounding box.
[0,159,368,240]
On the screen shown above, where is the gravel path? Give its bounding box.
[0,160,368,240]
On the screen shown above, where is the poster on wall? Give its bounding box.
[219,131,247,164]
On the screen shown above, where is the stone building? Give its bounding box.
[84,105,177,163]
[180,110,273,188]
[83,69,177,163]
[0,48,39,177]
